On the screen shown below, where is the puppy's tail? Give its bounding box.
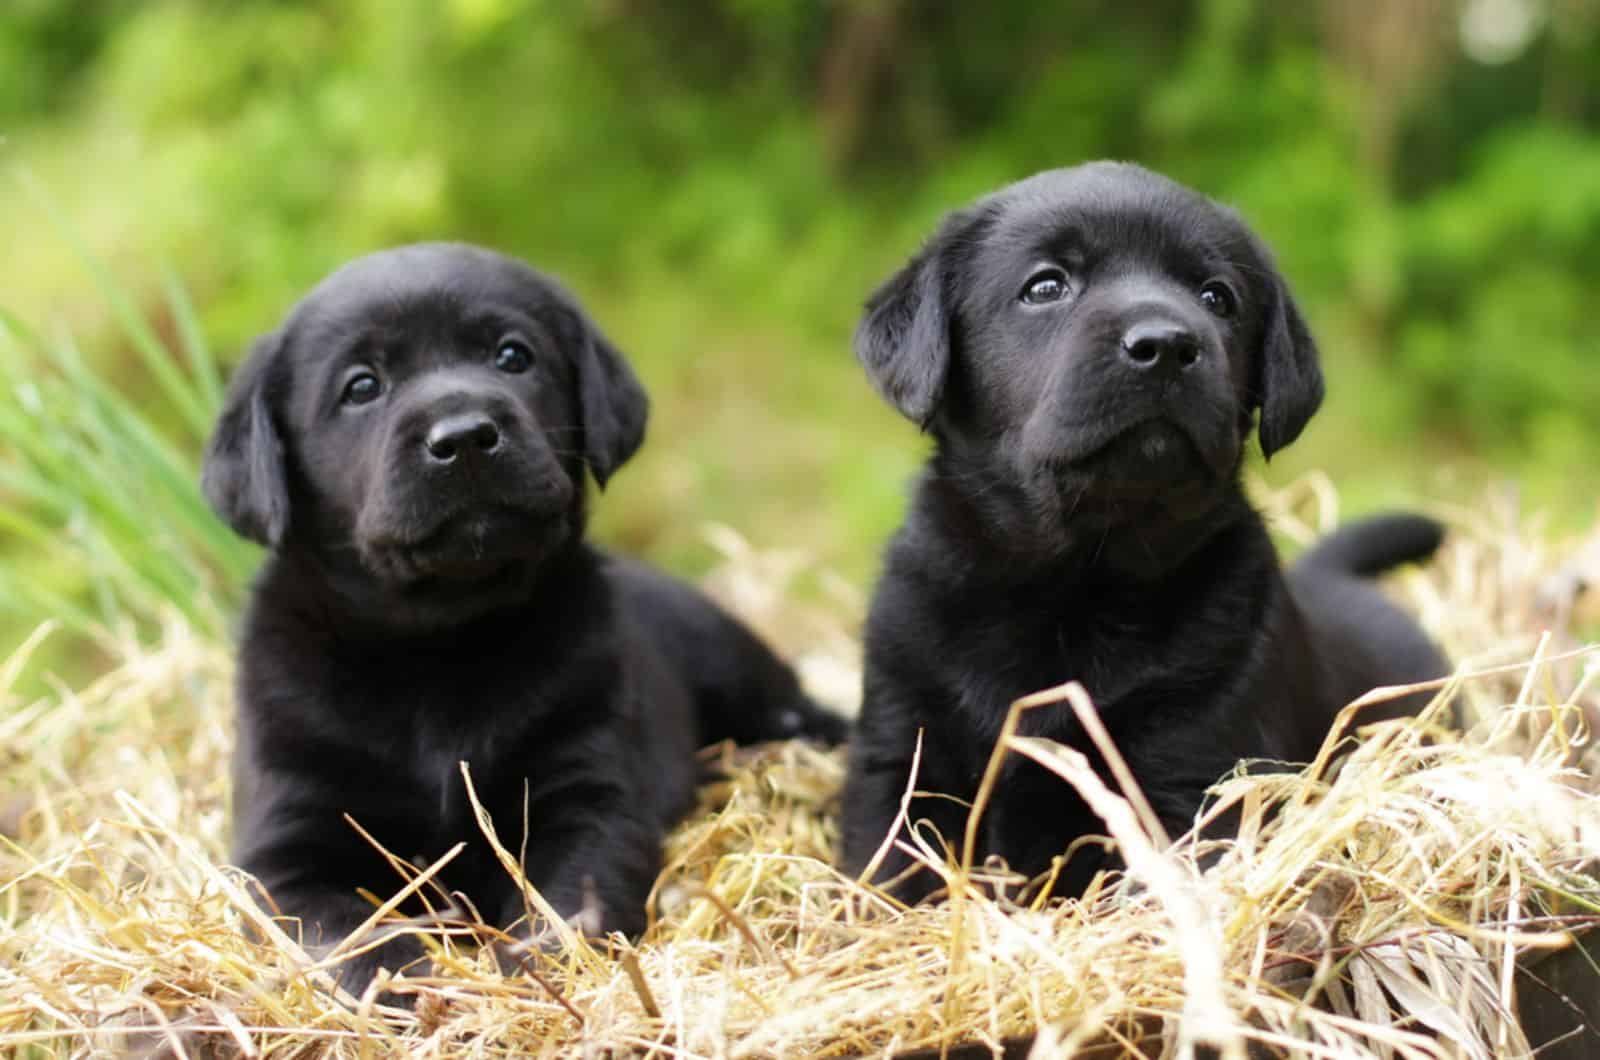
[1293,512,1445,579]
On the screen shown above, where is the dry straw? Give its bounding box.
[2,481,1599,1058]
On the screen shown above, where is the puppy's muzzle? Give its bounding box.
[1022,298,1237,485]
[372,379,573,539]
[395,384,526,483]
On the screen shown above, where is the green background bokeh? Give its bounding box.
[2,0,1597,619]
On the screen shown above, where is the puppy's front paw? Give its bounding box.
[492,903,605,974]
[311,928,430,1009]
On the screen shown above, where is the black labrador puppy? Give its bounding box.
[840,163,1447,901]
[202,243,845,993]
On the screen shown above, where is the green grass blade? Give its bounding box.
[13,169,213,442]
[162,266,225,416]
[0,184,261,668]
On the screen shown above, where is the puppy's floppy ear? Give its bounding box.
[202,333,290,546]
[855,207,981,428]
[571,310,648,489]
[1252,250,1325,459]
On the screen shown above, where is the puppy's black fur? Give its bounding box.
[203,243,845,994]
[840,163,1447,900]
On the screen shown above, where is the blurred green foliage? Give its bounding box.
[0,248,255,643]
[2,0,1598,658]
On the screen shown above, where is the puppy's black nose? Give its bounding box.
[425,413,501,463]
[1120,321,1201,372]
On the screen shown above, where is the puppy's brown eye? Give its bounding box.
[342,372,381,405]
[495,341,533,374]
[1020,269,1069,306]
[1199,281,1236,318]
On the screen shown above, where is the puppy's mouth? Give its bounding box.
[1061,418,1217,488]
[1010,417,1243,538]
[359,503,570,587]
[1090,418,1192,461]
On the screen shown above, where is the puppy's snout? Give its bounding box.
[1120,320,1201,373]
[424,413,502,464]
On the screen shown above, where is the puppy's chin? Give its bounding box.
[1002,422,1242,577]
[354,507,578,618]
[1068,422,1241,499]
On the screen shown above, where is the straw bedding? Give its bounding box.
[2,481,1598,1058]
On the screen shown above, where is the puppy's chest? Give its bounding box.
[944,612,1160,710]
[342,672,558,854]
[407,730,501,839]
[298,644,571,781]
[360,653,533,718]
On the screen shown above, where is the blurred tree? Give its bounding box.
[816,0,902,168]
[1,0,1597,591]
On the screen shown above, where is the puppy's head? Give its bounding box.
[202,243,647,626]
[857,162,1322,570]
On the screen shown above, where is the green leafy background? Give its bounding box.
[3,0,1597,678]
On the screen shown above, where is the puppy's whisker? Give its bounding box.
[1089,525,1110,568]
[945,470,1003,503]
[1132,524,1158,567]
[1062,482,1087,524]
[939,465,1012,504]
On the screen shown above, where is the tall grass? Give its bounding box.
[2,517,1597,1057]
[0,173,256,660]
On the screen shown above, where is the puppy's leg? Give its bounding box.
[842,696,974,904]
[265,884,430,1000]
[674,606,848,746]
[725,681,850,747]
[483,737,663,946]
[515,807,661,940]
[237,791,435,1001]
[842,757,972,903]
[608,557,849,746]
